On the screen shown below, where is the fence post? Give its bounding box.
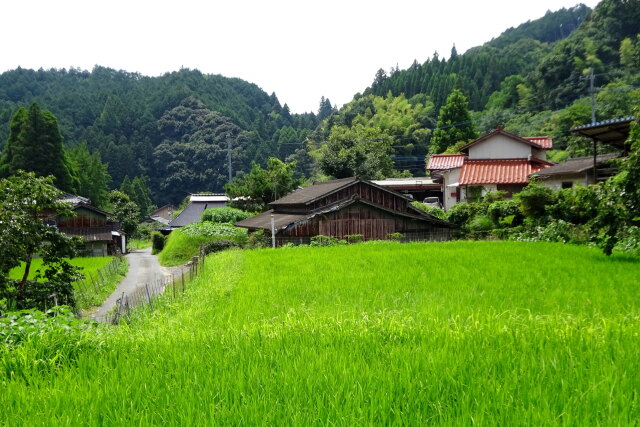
[125,295,130,318]
[182,273,185,293]
[145,284,153,311]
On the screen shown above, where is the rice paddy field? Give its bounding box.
[2,241,640,424]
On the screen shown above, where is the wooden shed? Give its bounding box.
[235,177,452,246]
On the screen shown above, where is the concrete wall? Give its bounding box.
[538,173,589,191]
[468,134,532,159]
[442,167,462,210]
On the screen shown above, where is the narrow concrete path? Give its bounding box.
[91,247,167,321]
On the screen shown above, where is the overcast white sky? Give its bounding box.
[0,0,601,114]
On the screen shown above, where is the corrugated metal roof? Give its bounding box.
[523,136,553,150]
[570,116,635,147]
[426,154,466,170]
[460,159,551,185]
[533,153,620,177]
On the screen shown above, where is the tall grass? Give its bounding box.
[1,241,639,424]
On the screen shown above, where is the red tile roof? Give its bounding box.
[523,136,553,150]
[459,159,553,185]
[426,154,465,170]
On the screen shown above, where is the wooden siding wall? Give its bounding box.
[57,208,107,228]
[281,203,447,241]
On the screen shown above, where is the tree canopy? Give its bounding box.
[0,171,80,310]
[0,103,76,191]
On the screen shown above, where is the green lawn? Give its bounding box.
[8,256,128,311]
[2,241,639,424]
[8,257,114,281]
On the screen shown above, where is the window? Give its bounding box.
[561,181,573,189]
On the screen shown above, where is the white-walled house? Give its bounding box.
[427,128,554,210]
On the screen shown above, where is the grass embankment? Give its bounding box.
[127,238,151,251]
[2,241,639,424]
[158,223,247,266]
[8,257,128,311]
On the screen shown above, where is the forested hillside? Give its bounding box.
[0,67,322,205]
[311,0,640,179]
[0,0,638,205]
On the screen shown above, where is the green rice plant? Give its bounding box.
[1,241,639,424]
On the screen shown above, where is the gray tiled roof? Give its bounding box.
[168,201,226,227]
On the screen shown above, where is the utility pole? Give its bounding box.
[227,133,232,183]
[589,68,596,124]
[270,214,276,249]
[588,68,597,184]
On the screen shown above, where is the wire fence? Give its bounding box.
[74,257,125,309]
[103,254,204,325]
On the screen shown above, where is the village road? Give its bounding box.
[91,247,168,322]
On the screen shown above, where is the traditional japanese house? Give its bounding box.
[56,195,126,256]
[235,177,452,246]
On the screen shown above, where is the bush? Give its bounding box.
[446,203,476,227]
[546,185,598,225]
[345,234,364,244]
[411,201,446,219]
[310,235,347,247]
[514,181,556,220]
[487,200,521,226]
[201,240,239,255]
[151,232,166,254]
[468,215,494,233]
[483,190,507,203]
[201,207,252,224]
[247,230,270,249]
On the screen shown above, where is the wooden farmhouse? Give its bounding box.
[235,177,452,246]
[55,195,126,256]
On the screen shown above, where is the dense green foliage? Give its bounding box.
[429,88,477,154]
[0,103,76,191]
[314,93,435,177]
[66,142,111,208]
[2,242,639,423]
[0,68,319,205]
[0,172,80,311]
[201,207,252,223]
[106,190,140,237]
[226,158,301,211]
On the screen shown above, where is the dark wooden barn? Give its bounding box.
[235,177,452,246]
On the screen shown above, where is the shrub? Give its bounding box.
[446,203,476,227]
[309,235,347,247]
[546,185,598,225]
[468,215,494,233]
[387,232,405,241]
[514,181,556,220]
[201,207,252,224]
[201,240,239,255]
[483,190,507,203]
[411,201,446,219]
[247,230,269,249]
[487,200,521,226]
[151,232,166,254]
[345,234,364,244]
